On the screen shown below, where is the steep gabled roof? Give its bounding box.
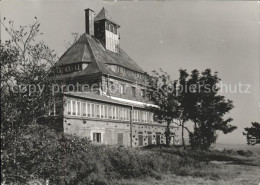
[94,7,119,26]
[55,34,145,83]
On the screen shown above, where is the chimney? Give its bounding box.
[85,9,94,36]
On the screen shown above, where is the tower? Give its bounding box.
[94,8,120,53]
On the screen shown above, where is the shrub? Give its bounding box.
[236,150,253,157]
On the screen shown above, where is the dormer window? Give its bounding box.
[65,66,70,72]
[75,64,80,70]
[56,68,61,73]
[65,66,73,72]
[117,66,120,73]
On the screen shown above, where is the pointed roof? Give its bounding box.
[55,34,145,83]
[94,7,119,26]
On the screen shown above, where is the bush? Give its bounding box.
[2,125,229,184]
[236,150,253,157]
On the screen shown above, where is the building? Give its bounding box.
[53,7,180,147]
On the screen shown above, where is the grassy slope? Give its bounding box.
[112,145,260,185]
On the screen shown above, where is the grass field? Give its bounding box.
[113,144,260,185]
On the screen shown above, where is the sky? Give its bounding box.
[1,0,259,144]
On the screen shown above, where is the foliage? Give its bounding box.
[1,125,198,184]
[147,69,180,146]
[184,69,236,150]
[243,122,260,145]
[1,18,63,184]
[148,68,236,149]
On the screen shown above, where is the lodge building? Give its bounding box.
[54,7,180,147]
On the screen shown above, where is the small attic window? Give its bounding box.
[75,64,80,70]
[56,68,61,73]
[65,66,70,72]
[65,66,73,72]
[116,66,120,73]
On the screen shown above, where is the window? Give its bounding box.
[108,106,112,119]
[140,111,144,122]
[110,81,115,91]
[141,89,145,97]
[87,103,91,117]
[93,133,101,143]
[138,132,143,146]
[82,102,86,116]
[91,103,95,117]
[126,109,130,121]
[138,110,141,122]
[120,108,123,120]
[133,110,138,122]
[75,64,80,70]
[104,106,108,119]
[133,110,136,122]
[116,107,119,120]
[70,100,80,116]
[65,66,73,72]
[57,68,61,73]
[67,100,71,115]
[131,86,136,97]
[77,101,81,116]
[119,84,125,94]
[109,24,113,32]
[105,22,109,30]
[112,107,116,119]
[145,112,148,122]
[100,105,103,118]
[96,104,100,118]
[117,133,123,146]
[114,27,117,34]
[122,68,126,74]
[72,101,76,115]
[123,109,127,120]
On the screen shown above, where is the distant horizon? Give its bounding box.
[1,0,259,144]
